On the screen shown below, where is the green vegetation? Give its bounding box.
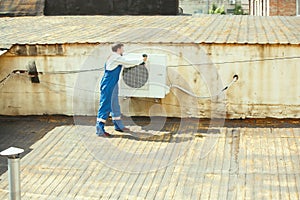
[208,3,247,15]
[233,4,245,15]
[209,4,226,14]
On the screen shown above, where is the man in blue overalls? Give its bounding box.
[96,43,147,137]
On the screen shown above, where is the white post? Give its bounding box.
[0,147,24,200]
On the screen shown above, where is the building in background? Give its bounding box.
[179,0,249,15]
[250,0,299,16]
[1,15,300,118]
[0,0,180,17]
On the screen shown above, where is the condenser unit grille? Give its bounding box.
[119,53,169,98]
[122,65,149,88]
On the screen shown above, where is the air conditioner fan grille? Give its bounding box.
[122,65,149,88]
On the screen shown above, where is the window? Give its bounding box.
[251,0,269,16]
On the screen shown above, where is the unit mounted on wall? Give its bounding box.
[119,53,169,98]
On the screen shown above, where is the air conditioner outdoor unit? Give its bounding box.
[119,53,169,98]
[230,0,236,4]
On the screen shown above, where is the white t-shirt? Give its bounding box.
[105,52,143,71]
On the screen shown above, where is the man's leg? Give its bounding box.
[96,87,112,136]
[111,84,127,131]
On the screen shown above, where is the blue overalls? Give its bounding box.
[96,63,125,135]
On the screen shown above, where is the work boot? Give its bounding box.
[96,121,111,137]
[113,120,130,132]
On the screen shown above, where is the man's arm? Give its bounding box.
[113,54,147,68]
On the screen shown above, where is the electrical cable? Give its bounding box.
[0,55,298,101]
[9,73,229,112]
[169,74,237,99]
[14,73,101,105]
[39,67,105,75]
[0,72,12,84]
[0,67,238,104]
[0,69,239,100]
[166,55,300,67]
[1,55,298,76]
[0,72,13,89]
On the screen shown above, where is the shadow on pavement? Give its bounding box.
[0,115,74,176]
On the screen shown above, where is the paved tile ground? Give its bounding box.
[0,116,299,199]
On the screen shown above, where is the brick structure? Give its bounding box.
[250,0,298,16]
[269,0,297,16]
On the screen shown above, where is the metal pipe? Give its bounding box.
[7,157,21,200]
[0,147,24,200]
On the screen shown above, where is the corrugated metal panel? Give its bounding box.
[0,0,44,17]
[0,15,300,45]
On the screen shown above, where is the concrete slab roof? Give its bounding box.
[0,15,300,46]
[0,116,299,199]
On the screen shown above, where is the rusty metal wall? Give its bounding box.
[0,43,299,118]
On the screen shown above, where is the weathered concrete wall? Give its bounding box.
[0,43,299,118]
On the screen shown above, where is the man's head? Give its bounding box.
[112,43,124,55]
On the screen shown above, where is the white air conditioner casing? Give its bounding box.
[230,0,236,4]
[119,53,169,98]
